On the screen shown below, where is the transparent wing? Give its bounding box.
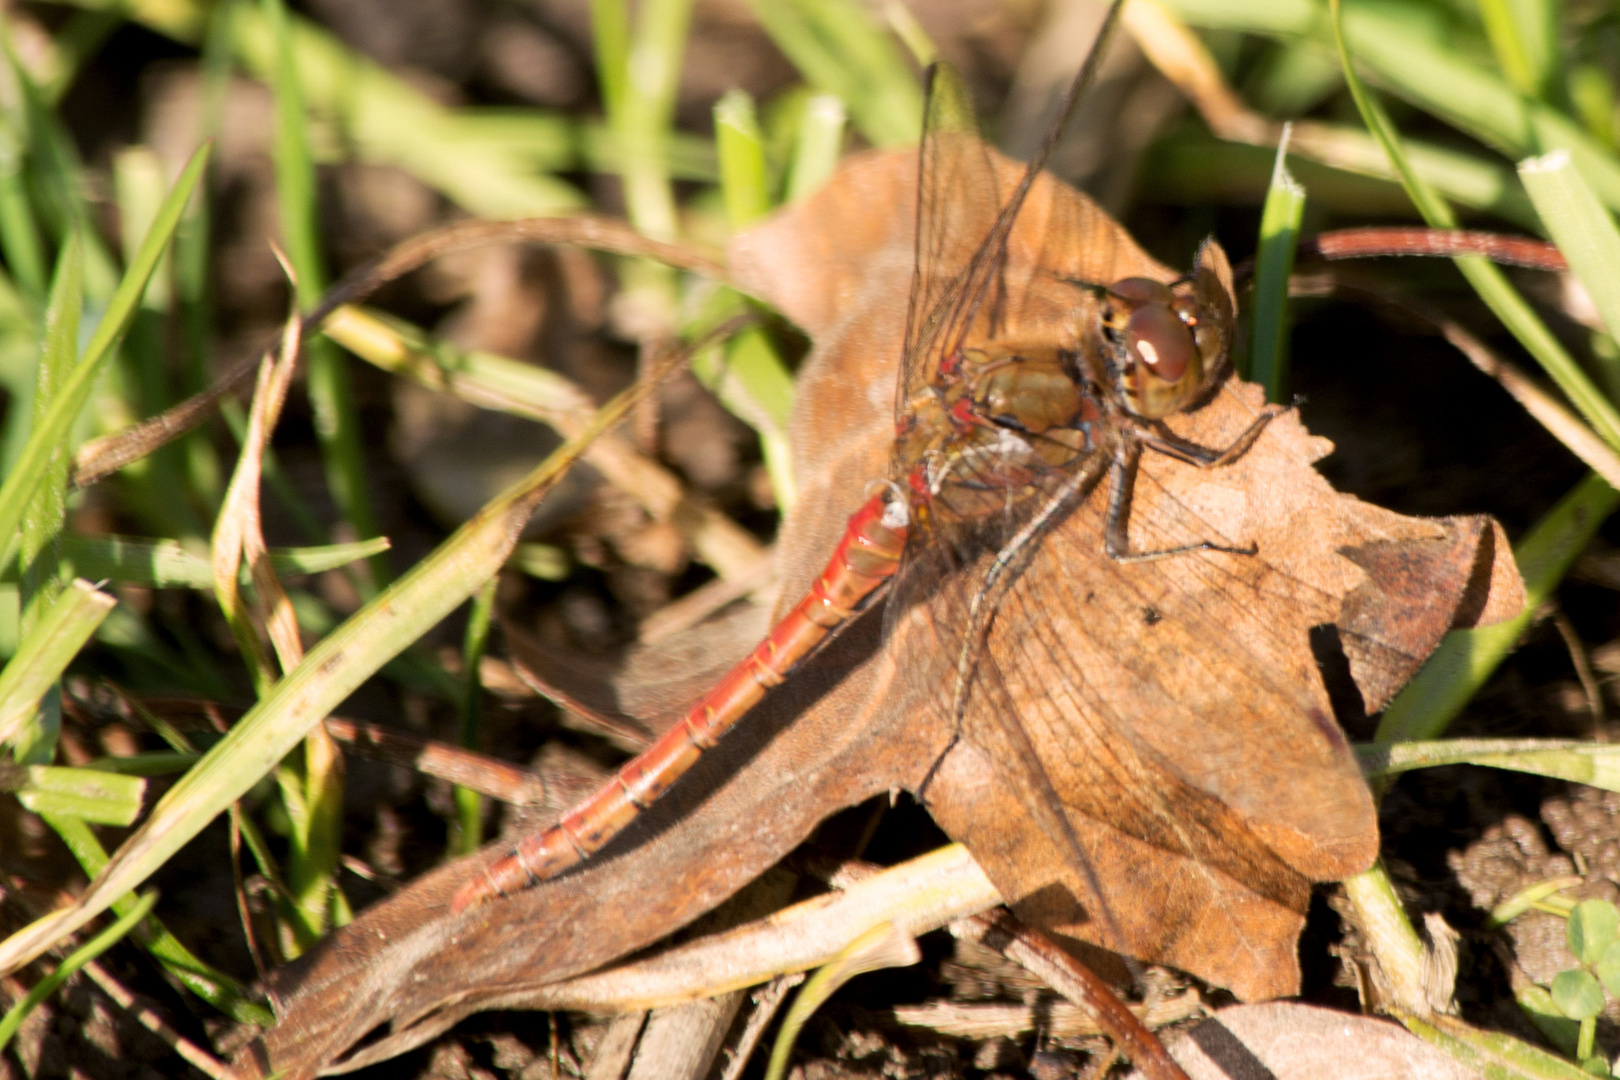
[897,61,1006,419]
[897,1,1127,425]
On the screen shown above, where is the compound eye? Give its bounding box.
[1107,277,1175,309]
[1126,303,1194,383]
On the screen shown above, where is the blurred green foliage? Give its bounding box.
[0,0,1618,1073]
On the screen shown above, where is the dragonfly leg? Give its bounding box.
[1103,439,1258,563]
[1138,402,1290,468]
[915,732,963,806]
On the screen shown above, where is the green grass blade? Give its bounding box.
[43,811,271,1024]
[277,734,346,950]
[1357,738,1620,792]
[716,89,771,229]
[719,325,797,510]
[16,231,83,763]
[765,923,920,1080]
[1568,64,1616,152]
[0,143,209,562]
[784,94,847,204]
[1476,0,1555,100]
[263,0,319,302]
[1340,860,1429,1012]
[103,3,594,217]
[0,373,649,978]
[43,534,386,589]
[1143,125,1539,229]
[83,752,198,776]
[54,534,391,589]
[744,0,922,148]
[1329,0,1620,455]
[0,113,45,302]
[1158,0,1620,219]
[616,0,693,243]
[453,577,497,857]
[1518,151,1620,368]
[1246,130,1305,400]
[591,0,630,121]
[1377,474,1618,744]
[0,891,157,1055]
[11,765,145,826]
[262,0,367,944]
[112,148,174,313]
[689,288,797,509]
[1396,1010,1595,1080]
[263,0,384,596]
[0,20,119,300]
[879,0,936,67]
[1334,4,1620,214]
[0,580,115,749]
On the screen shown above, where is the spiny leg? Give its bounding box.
[1103,439,1257,563]
[1138,402,1290,469]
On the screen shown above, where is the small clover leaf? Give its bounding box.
[1570,901,1620,965]
[1553,969,1607,1021]
[1596,940,1620,998]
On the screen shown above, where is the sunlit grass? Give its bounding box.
[0,0,1617,1074]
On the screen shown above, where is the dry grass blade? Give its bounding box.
[1125,0,1513,217]
[71,216,730,489]
[1123,0,1268,144]
[213,258,340,955]
[891,988,1204,1040]
[1293,272,1620,490]
[321,717,554,806]
[637,550,778,644]
[502,844,1000,1013]
[0,324,734,981]
[211,258,305,682]
[323,305,768,582]
[718,976,803,1080]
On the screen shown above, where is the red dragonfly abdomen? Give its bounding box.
[451,491,909,912]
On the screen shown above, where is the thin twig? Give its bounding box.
[80,959,228,1079]
[718,975,803,1080]
[1551,608,1608,742]
[812,856,1187,1080]
[1302,228,1566,272]
[638,550,777,644]
[323,717,558,805]
[952,910,1191,1080]
[70,217,729,488]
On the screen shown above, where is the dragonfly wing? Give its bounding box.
[900,61,1008,418]
[898,2,1128,426]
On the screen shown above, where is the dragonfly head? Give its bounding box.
[1103,238,1235,419]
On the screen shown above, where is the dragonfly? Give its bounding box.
[451,0,1282,916]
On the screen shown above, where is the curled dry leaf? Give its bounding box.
[230,148,1523,1079]
[1135,1002,1478,1080]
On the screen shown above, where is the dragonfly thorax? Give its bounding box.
[955,343,1087,435]
[895,340,1099,508]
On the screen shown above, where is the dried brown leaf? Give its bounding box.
[230,149,1522,1079]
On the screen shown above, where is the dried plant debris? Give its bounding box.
[5,0,1619,1078]
[1455,790,1620,987]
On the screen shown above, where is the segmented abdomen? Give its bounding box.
[451,491,909,912]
